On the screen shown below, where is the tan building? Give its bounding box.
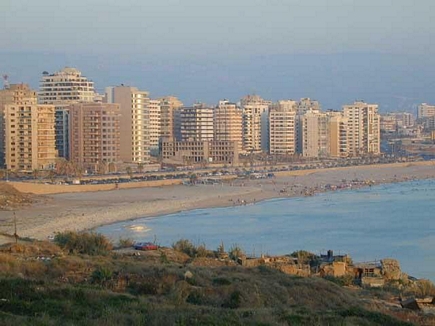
[214,100,243,152]
[2,84,56,171]
[0,84,39,167]
[343,101,380,156]
[159,96,183,141]
[241,95,271,153]
[105,86,150,163]
[180,103,214,141]
[297,98,321,115]
[301,110,329,157]
[69,103,120,172]
[269,101,297,155]
[38,67,96,160]
[417,103,435,119]
[161,139,238,165]
[328,112,348,158]
[380,114,397,133]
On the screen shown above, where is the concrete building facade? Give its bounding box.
[161,139,239,165]
[343,101,380,156]
[241,95,271,153]
[269,101,297,155]
[3,85,56,171]
[301,110,329,157]
[38,67,96,160]
[328,112,348,158]
[105,86,150,164]
[148,99,161,156]
[38,67,95,105]
[214,100,243,153]
[159,96,183,141]
[180,103,214,142]
[0,84,39,167]
[417,103,435,119]
[69,103,120,172]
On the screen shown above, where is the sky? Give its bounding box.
[1,0,435,110]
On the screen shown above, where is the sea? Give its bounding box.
[97,179,435,282]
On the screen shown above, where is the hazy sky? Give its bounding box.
[1,0,435,109]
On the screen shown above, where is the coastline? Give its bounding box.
[1,161,435,243]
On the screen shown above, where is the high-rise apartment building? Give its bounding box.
[0,84,39,167]
[38,67,95,104]
[269,100,297,155]
[69,103,120,172]
[297,98,321,115]
[105,86,150,164]
[159,96,183,141]
[180,103,214,142]
[38,67,96,160]
[328,112,348,158]
[343,101,380,156]
[148,99,161,156]
[241,95,271,153]
[214,100,243,152]
[417,103,435,119]
[301,110,329,157]
[2,84,56,171]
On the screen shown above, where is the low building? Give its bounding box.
[161,139,239,166]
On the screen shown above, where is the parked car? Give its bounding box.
[134,242,158,251]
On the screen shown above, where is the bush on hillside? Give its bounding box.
[54,231,112,255]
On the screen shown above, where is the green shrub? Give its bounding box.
[228,245,244,261]
[118,237,134,248]
[54,231,113,255]
[222,290,242,309]
[172,239,196,257]
[91,267,113,286]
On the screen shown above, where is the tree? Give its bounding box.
[126,166,133,178]
[189,173,198,184]
[136,163,144,174]
[32,169,39,180]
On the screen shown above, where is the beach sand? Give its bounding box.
[0,162,434,243]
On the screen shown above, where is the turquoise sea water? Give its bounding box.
[97,179,435,281]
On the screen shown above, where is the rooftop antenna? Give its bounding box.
[2,74,10,89]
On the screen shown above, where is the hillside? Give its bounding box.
[0,237,434,326]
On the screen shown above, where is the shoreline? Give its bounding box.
[1,161,435,243]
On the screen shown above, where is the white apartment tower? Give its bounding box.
[105,86,150,163]
[269,100,297,155]
[241,95,271,153]
[180,103,214,142]
[343,101,380,156]
[148,99,161,156]
[214,100,243,152]
[38,67,96,159]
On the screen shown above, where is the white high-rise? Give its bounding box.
[241,95,271,153]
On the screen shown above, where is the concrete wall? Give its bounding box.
[10,179,183,195]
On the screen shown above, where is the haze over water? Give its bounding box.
[98,179,435,281]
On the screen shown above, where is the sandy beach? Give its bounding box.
[0,161,434,243]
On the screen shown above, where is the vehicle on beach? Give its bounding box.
[133,242,158,251]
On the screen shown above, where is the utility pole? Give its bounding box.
[13,212,18,243]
